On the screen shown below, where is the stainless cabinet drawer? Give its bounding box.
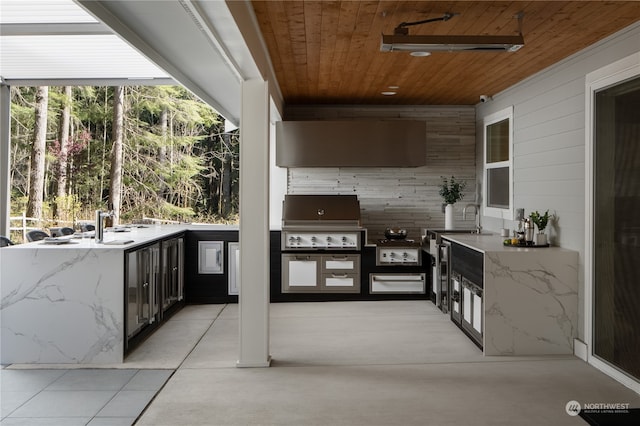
[322,254,360,273]
[321,272,360,293]
[369,273,426,294]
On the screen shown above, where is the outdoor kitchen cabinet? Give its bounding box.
[440,233,578,356]
[184,230,239,303]
[282,254,360,293]
[125,242,161,351]
[161,236,184,315]
[125,233,186,353]
[321,254,360,293]
[449,241,484,349]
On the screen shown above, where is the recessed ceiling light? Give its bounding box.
[410,51,431,57]
[388,85,400,89]
[381,91,397,96]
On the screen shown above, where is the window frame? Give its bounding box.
[483,106,514,220]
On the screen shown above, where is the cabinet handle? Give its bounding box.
[331,273,348,278]
[294,256,311,261]
[331,256,348,261]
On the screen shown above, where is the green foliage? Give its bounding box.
[53,195,83,223]
[529,210,550,233]
[439,176,467,204]
[9,85,239,226]
[160,200,196,220]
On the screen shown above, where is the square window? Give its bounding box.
[486,119,510,163]
[487,167,509,208]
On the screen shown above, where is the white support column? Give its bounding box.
[0,84,11,237]
[237,79,271,367]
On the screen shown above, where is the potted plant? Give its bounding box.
[529,210,550,245]
[439,176,466,230]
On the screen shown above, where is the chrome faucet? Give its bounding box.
[95,210,114,243]
[463,203,482,234]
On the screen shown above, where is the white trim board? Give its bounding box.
[584,51,640,395]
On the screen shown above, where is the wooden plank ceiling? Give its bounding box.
[251,1,640,106]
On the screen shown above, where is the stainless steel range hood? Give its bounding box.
[276,120,426,167]
[380,34,525,52]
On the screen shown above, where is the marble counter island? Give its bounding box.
[441,233,579,357]
[0,224,237,365]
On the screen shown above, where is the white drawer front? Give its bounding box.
[325,260,354,270]
[325,275,356,287]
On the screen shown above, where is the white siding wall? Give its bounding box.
[284,105,476,241]
[476,21,640,340]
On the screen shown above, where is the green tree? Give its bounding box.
[9,84,239,233]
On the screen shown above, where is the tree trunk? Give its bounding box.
[159,107,168,159]
[221,133,232,217]
[109,86,124,226]
[26,86,49,220]
[54,86,72,219]
[159,107,168,200]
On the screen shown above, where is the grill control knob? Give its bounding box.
[311,236,317,242]
[403,252,409,258]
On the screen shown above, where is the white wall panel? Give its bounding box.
[477,21,640,342]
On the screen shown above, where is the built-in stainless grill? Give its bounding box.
[281,195,363,294]
[281,195,362,251]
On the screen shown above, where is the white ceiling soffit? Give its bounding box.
[76,0,263,125]
[0,0,174,86]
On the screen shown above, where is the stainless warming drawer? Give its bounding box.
[369,273,426,294]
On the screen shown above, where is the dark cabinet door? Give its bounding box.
[161,237,184,314]
[126,242,160,342]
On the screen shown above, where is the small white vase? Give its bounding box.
[536,233,547,246]
[445,203,454,230]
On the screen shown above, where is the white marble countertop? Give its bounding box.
[7,224,240,251]
[0,223,241,365]
[435,231,579,356]
[440,232,571,254]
